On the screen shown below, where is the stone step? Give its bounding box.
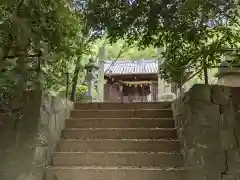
[0,113,6,126]
[70,109,173,119]
[74,102,171,110]
[47,166,186,180]
[62,128,177,139]
[0,113,8,119]
[57,139,180,153]
[53,152,183,167]
[65,118,175,129]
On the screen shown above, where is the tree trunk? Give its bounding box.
[203,58,208,85]
[70,65,81,101]
[203,67,208,84]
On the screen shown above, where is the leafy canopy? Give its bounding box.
[0,0,93,103]
[87,0,240,83]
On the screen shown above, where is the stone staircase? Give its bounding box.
[47,102,185,180]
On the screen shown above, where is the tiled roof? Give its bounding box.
[104,60,160,75]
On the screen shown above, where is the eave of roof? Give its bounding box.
[104,59,160,75]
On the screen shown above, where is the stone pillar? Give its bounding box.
[85,70,94,102]
[147,84,152,102]
[157,77,166,100]
[85,58,99,102]
[97,46,105,102]
[157,47,165,101]
[87,77,93,97]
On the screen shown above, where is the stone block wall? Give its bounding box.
[172,84,240,180]
[0,90,72,180]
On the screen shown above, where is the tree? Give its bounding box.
[87,0,240,83]
[68,0,102,101]
[0,0,91,106]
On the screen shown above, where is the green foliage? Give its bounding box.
[76,84,88,100]
[0,69,18,103]
[0,0,81,55]
[87,0,240,83]
[0,0,96,106]
[92,39,158,60]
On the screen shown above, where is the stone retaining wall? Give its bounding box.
[0,91,72,180]
[172,84,240,180]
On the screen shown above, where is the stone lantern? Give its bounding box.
[216,61,240,87]
[84,58,99,101]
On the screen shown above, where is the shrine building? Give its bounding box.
[103,60,175,103]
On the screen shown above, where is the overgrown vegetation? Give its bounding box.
[0,0,98,107]
[1,0,240,109]
[87,0,240,83]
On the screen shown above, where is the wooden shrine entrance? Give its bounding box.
[104,73,159,103]
[102,60,193,103]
